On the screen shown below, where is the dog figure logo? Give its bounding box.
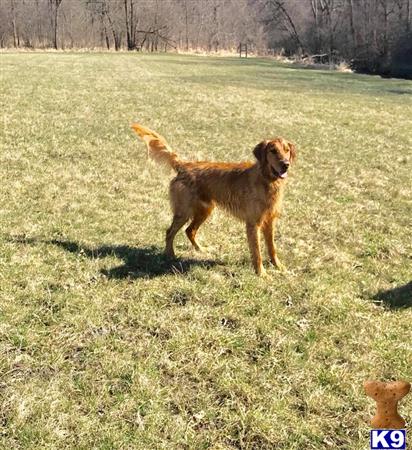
[364,380,410,450]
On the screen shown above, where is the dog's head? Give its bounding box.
[253,138,296,180]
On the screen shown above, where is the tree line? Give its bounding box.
[1,0,411,78]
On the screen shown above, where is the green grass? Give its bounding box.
[1,52,411,449]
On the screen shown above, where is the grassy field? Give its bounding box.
[1,52,411,449]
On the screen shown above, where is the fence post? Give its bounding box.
[239,43,248,58]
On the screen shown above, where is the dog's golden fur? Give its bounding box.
[131,123,296,275]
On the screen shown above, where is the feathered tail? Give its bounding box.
[131,123,181,171]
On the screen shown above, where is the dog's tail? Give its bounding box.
[131,123,181,171]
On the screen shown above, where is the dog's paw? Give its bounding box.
[271,257,286,272]
[255,265,266,277]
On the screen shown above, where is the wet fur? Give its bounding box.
[131,123,296,275]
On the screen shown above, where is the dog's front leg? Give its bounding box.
[246,223,264,275]
[262,219,284,270]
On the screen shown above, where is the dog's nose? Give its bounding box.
[282,161,290,171]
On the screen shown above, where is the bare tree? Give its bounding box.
[49,0,63,49]
[0,0,410,77]
[124,0,141,50]
[10,0,19,47]
[265,0,305,53]
[347,0,357,50]
[182,0,189,50]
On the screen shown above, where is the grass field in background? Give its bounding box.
[1,53,411,449]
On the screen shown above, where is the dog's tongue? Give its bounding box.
[279,172,288,179]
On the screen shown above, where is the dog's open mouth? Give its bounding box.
[271,166,288,179]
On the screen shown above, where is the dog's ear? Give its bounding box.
[288,142,297,163]
[253,141,268,164]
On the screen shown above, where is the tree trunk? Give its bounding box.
[53,5,58,49]
[310,0,321,52]
[36,0,42,46]
[184,0,189,50]
[50,0,62,50]
[380,0,389,65]
[130,0,135,49]
[195,11,204,49]
[348,0,357,52]
[124,0,132,49]
[328,8,333,61]
[105,9,120,51]
[10,0,19,48]
[150,1,159,52]
[101,13,110,50]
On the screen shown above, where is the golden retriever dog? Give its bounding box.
[131,123,296,275]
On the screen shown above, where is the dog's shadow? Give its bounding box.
[373,281,412,309]
[12,237,219,279]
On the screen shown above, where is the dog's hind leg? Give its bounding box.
[165,179,191,258]
[166,214,189,258]
[185,202,214,251]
